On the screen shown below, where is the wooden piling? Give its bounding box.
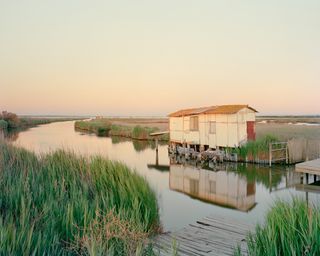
[269,143,272,167]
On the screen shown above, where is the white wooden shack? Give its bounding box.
[169,105,257,150]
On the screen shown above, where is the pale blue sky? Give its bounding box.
[1,1,319,116]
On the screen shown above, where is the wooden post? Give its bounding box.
[285,144,289,164]
[155,138,158,153]
[156,149,159,166]
[269,168,272,193]
[269,143,272,167]
[305,140,309,161]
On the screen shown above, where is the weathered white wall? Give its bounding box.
[169,107,256,148]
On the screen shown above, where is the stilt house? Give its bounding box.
[168,105,257,150]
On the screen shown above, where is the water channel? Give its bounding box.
[7,120,320,231]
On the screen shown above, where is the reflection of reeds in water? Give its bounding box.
[2,130,19,142]
[171,156,286,190]
[111,136,168,152]
[236,164,284,189]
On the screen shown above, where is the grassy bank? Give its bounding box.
[17,117,84,129]
[75,119,169,141]
[236,198,320,256]
[0,143,159,255]
[0,111,84,132]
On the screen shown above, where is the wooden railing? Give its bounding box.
[269,142,288,167]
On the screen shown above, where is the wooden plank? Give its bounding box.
[154,215,250,256]
[271,148,287,152]
[189,223,247,240]
[172,233,235,253]
[296,159,320,174]
[150,131,169,136]
[202,217,254,232]
[158,235,210,256]
[205,215,255,231]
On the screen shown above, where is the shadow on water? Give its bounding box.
[111,136,157,152]
[3,129,19,142]
[75,129,168,153]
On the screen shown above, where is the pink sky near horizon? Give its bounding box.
[1,1,319,116]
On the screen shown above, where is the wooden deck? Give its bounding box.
[154,215,254,256]
[296,158,320,176]
[150,131,170,136]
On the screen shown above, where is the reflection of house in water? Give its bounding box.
[170,164,256,212]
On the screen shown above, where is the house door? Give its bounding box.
[247,121,256,141]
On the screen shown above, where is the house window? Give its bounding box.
[209,121,216,134]
[190,116,199,131]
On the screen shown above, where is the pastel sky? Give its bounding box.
[1,0,319,116]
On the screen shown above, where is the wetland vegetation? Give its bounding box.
[234,135,279,161]
[2,116,320,255]
[0,142,159,255]
[0,111,83,132]
[236,198,320,256]
[75,119,169,141]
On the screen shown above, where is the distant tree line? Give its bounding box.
[0,111,20,130]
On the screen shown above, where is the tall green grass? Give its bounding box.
[236,135,279,160]
[0,143,159,255]
[236,198,320,256]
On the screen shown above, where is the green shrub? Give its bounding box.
[0,111,20,129]
[97,127,110,136]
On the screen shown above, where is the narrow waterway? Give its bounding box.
[8,121,320,231]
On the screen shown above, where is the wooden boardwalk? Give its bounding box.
[154,215,254,256]
[296,158,320,176]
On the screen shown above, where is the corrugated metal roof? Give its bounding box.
[168,105,258,117]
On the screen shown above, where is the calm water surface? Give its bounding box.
[9,121,320,231]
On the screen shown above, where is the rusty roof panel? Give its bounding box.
[168,105,258,117]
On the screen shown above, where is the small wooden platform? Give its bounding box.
[296,159,320,175]
[154,215,254,256]
[150,131,169,137]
